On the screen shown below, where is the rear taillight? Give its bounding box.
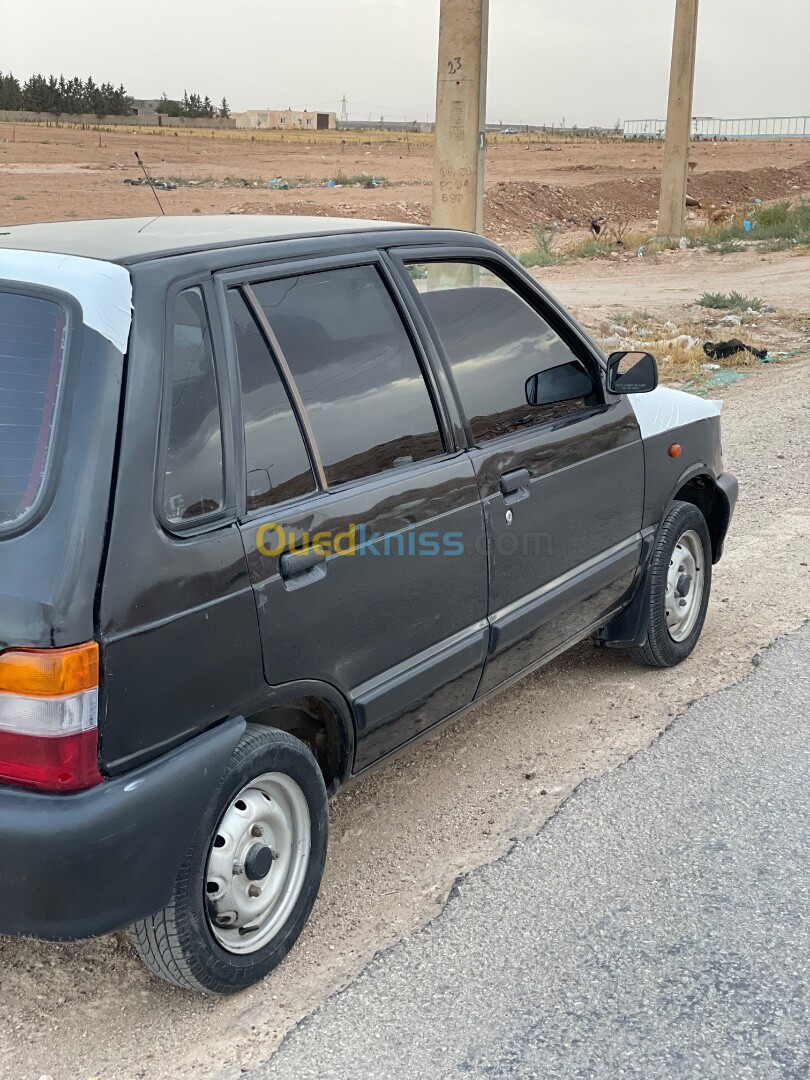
[0,643,102,792]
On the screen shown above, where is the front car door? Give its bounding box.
[216,254,488,772]
[392,251,645,695]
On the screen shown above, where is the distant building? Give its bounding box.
[233,109,336,131]
[131,98,163,115]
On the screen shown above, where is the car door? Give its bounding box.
[217,254,488,772]
[393,253,645,695]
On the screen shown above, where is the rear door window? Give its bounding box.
[228,288,317,510]
[250,265,444,488]
[0,291,67,528]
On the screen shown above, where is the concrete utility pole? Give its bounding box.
[658,0,699,237]
[431,0,489,233]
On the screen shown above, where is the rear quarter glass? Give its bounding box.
[0,291,68,529]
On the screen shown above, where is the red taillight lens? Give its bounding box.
[0,727,100,792]
[0,643,102,793]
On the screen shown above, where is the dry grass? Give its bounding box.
[0,120,623,148]
[598,311,771,381]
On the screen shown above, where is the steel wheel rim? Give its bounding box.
[205,771,311,954]
[665,528,705,643]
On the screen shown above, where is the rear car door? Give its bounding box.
[394,253,645,694]
[217,254,488,771]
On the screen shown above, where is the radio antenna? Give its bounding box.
[134,151,165,215]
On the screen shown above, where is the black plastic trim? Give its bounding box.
[0,716,245,941]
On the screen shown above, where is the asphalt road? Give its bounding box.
[253,623,810,1080]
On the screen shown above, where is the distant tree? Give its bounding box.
[65,76,84,113]
[0,72,23,110]
[1,72,210,119]
[218,97,230,119]
[43,75,60,116]
[156,92,183,117]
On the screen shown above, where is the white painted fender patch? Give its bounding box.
[0,248,133,354]
[629,386,722,439]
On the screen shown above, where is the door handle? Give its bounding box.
[279,547,327,581]
[500,468,531,505]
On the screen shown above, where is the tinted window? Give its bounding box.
[251,265,444,487]
[409,263,595,443]
[163,288,224,524]
[0,291,67,528]
[228,289,316,510]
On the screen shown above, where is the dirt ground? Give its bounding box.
[0,237,808,1079]
[2,122,810,249]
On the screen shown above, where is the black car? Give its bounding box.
[0,216,737,993]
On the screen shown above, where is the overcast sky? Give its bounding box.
[4,1,809,126]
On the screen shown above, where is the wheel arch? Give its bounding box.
[671,469,731,564]
[244,680,355,796]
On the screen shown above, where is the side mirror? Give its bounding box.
[526,361,595,408]
[606,351,658,394]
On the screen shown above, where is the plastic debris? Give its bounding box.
[123,177,176,190]
[720,314,742,326]
[743,220,752,232]
[703,339,768,361]
[704,370,747,388]
[637,245,646,258]
[657,334,700,349]
[701,363,721,370]
[679,236,689,250]
[684,370,748,395]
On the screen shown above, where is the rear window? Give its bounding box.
[0,291,67,529]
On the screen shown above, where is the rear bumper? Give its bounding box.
[0,717,244,940]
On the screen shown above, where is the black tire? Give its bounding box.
[629,500,712,668]
[128,725,328,994]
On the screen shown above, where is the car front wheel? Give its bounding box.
[629,500,713,668]
[129,725,328,994]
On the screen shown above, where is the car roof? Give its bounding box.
[0,215,422,264]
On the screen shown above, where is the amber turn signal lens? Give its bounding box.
[0,642,99,698]
[668,443,682,458]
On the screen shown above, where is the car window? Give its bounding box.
[250,265,444,488]
[0,291,67,528]
[163,287,225,525]
[228,289,317,510]
[408,262,596,443]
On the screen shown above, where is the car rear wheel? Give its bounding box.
[129,725,328,994]
[629,500,712,668]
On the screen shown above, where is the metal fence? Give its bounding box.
[623,116,810,139]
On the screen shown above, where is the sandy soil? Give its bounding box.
[1,242,808,1080]
[540,246,810,313]
[2,123,809,248]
